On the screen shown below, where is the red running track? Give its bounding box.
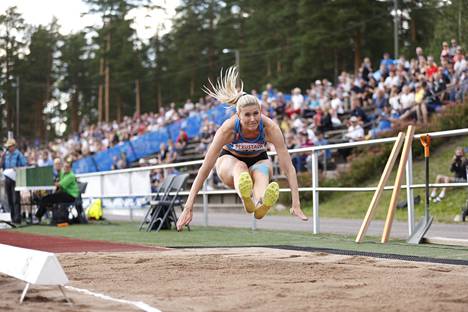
[0,230,170,253]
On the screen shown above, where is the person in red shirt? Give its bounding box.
[426,56,439,78]
[176,128,189,154]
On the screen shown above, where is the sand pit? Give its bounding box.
[1,247,468,312]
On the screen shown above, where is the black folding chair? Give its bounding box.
[147,173,189,232]
[139,174,175,231]
[73,182,88,224]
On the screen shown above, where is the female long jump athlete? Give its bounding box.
[176,67,308,231]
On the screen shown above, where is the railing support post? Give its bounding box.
[406,145,415,235]
[311,150,320,234]
[203,180,208,226]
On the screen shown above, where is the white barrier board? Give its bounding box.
[0,244,69,285]
[0,212,11,222]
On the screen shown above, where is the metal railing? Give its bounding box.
[77,128,468,235]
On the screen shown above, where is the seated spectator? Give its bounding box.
[111,152,128,170]
[431,147,468,203]
[290,87,304,114]
[52,158,62,180]
[384,70,399,90]
[399,85,415,115]
[314,131,332,170]
[345,116,364,142]
[315,107,333,133]
[399,82,428,124]
[388,86,401,116]
[150,168,164,192]
[285,132,300,172]
[367,105,396,139]
[35,160,79,223]
[330,91,344,115]
[37,150,54,167]
[296,130,314,172]
[197,125,213,154]
[175,128,189,154]
[426,56,438,78]
[167,139,178,162]
[373,88,388,111]
[158,143,168,164]
[350,96,369,124]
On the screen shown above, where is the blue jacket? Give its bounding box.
[2,149,27,169]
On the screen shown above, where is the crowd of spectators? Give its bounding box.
[13,39,468,180]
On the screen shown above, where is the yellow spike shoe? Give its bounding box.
[239,172,255,213]
[254,182,279,219]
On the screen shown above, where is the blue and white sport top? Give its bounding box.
[225,117,267,155]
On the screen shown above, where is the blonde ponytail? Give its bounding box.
[203,66,259,112]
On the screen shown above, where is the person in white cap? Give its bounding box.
[0,138,27,224]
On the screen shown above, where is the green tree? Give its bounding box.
[0,6,26,137]
[59,32,96,135]
[18,20,60,141]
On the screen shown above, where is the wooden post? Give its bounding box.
[98,57,104,122]
[355,132,405,243]
[381,125,415,243]
[135,79,141,116]
[104,32,111,123]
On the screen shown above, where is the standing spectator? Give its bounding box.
[449,39,458,61]
[416,46,426,64]
[440,41,450,64]
[380,52,394,72]
[454,47,466,78]
[360,57,373,81]
[1,139,27,224]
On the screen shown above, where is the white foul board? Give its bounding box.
[0,243,69,285]
[0,243,71,304]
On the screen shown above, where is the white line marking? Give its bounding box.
[65,285,162,312]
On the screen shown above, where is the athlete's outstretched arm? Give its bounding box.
[267,121,308,221]
[176,123,233,231]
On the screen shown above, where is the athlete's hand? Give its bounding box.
[176,206,193,231]
[290,204,308,221]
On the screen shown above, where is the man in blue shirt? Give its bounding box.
[1,139,27,224]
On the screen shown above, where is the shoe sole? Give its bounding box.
[254,182,279,219]
[239,172,255,213]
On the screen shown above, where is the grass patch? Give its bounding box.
[275,135,468,222]
[11,222,468,260]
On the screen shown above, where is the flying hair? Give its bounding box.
[203,66,259,112]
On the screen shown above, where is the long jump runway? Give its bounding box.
[1,231,468,312]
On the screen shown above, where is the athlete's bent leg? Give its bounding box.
[250,160,279,219]
[216,156,255,213]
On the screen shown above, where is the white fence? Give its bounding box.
[77,128,468,235]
